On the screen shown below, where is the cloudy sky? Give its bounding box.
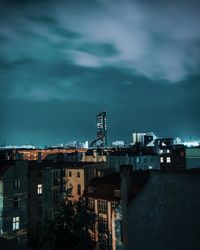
[0,0,200,146]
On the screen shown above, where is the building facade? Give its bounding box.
[97,112,107,147]
[0,161,28,244]
[84,174,123,250]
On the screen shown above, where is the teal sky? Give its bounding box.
[0,0,200,146]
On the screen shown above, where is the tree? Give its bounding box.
[39,199,88,250]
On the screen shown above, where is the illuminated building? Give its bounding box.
[97,112,107,147]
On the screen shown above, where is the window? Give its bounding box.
[167,149,170,153]
[98,218,108,232]
[37,184,42,194]
[97,200,107,213]
[88,186,94,193]
[88,198,95,209]
[160,157,164,163]
[77,171,80,178]
[54,189,59,202]
[14,179,20,190]
[114,190,121,197]
[77,184,81,195]
[37,201,42,215]
[13,217,20,231]
[37,222,42,233]
[166,157,171,163]
[53,171,59,185]
[13,196,20,209]
[69,171,72,177]
[98,234,109,250]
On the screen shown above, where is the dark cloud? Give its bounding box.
[0,0,200,145]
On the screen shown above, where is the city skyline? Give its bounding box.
[0,0,200,145]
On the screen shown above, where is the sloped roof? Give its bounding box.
[84,173,121,201]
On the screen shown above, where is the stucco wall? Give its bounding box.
[125,172,200,250]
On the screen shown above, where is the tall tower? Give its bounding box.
[96,111,107,147]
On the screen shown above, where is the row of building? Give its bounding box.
[1,137,200,249]
[0,160,108,247]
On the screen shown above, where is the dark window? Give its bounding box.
[37,222,42,233]
[13,196,20,209]
[77,184,81,195]
[69,171,72,177]
[97,200,107,213]
[98,218,108,232]
[77,171,80,178]
[37,171,42,178]
[53,171,59,185]
[37,201,42,215]
[98,234,109,250]
[14,179,20,190]
[54,189,59,202]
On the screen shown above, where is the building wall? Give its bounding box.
[107,155,160,170]
[86,197,121,250]
[1,161,28,243]
[65,168,85,201]
[0,179,3,234]
[28,165,63,246]
[122,171,200,250]
[186,148,200,169]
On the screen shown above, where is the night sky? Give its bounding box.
[0,0,200,146]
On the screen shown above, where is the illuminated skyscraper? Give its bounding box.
[97,111,107,147]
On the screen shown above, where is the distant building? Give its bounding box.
[97,112,107,147]
[185,147,200,169]
[120,166,200,250]
[82,149,106,163]
[106,146,160,171]
[159,145,186,171]
[132,132,155,146]
[84,174,122,250]
[112,141,125,148]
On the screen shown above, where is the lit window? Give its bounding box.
[14,179,20,190]
[13,217,20,231]
[167,149,170,153]
[166,157,171,163]
[160,157,164,163]
[37,184,42,194]
[160,149,163,154]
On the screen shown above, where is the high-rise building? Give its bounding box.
[97,112,107,147]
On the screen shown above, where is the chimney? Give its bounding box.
[120,164,133,250]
